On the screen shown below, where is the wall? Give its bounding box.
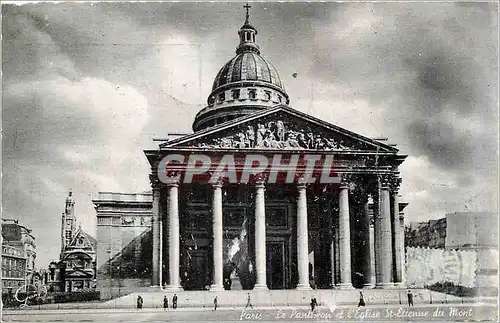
[406,247,476,288]
[94,192,153,299]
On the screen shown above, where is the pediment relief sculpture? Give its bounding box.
[193,116,369,151]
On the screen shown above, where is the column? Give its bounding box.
[361,202,374,288]
[151,183,160,287]
[165,181,181,291]
[374,191,382,287]
[399,213,406,286]
[334,223,340,286]
[369,220,376,286]
[159,190,163,287]
[210,182,224,291]
[330,235,335,287]
[393,193,403,286]
[254,181,268,290]
[378,184,392,288]
[338,182,353,289]
[296,182,311,290]
[330,216,337,287]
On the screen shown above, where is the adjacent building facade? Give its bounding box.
[1,218,36,294]
[405,218,447,248]
[445,212,498,293]
[93,192,153,299]
[405,212,498,293]
[94,10,409,297]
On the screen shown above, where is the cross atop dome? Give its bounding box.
[237,3,259,54]
[244,3,251,24]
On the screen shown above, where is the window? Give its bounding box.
[248,89,257,100]
[267,208,288,228]
[208,95,215,106]
[277,95,282,103]
[231,89,240,100]
[218,92,225,103]
[264,91,271,101]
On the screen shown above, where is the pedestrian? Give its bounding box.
[245,292,253,309]
[163,295,168,310]
[137,295,143,310]
[213,296,218,311]
[310,298,316,311]
[172,293,178,309]
[407,290,414,307]
[358,292,365,307]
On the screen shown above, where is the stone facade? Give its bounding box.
[1,219,36,294]
[405,218,447,248]
[405,212,498,293]
[94,8,409,296]
[46,192,97,293]
[446,212,498,294]
[93,192,153,299]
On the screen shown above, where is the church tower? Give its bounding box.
[61,190,76,258]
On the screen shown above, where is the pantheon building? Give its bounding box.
[94,9,408,298]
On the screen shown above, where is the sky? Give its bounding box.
[2,1,498,268]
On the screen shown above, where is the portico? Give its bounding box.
[145,127,406,291]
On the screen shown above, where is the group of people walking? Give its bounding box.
[163,294,178,310]
[136,294,178,310]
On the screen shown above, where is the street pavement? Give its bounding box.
[1,303,497,323]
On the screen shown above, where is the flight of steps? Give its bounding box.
[106,288,464,309]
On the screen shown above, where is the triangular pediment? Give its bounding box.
[65,269,93,278]
[161,106,397,153]
[68,229,94,251]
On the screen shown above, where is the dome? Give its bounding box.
[192,7,289,132]
[211,52,285,93]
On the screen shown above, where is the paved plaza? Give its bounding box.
[2,303,497,323]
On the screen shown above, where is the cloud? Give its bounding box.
[2,4,151,266]
[308,3,498,168]
[301,3,498,217]
[2,2,498,267]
